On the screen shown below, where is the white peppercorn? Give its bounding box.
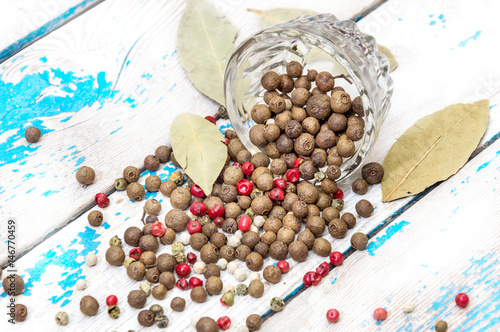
[249,272,260,282]
[228,236,241,248]
[234,230,244,239]
[223,285,236,294]
[85,253,97,266]
[179,232,191,245]
[237,325,250,332]
[190,314,202,327]
[193,261,206,274]
[249,225,259,233]
[227,261,239,274]
[403,302,414,313]
[140,281,152,296]
[75,279,87,290]
[216,258,228,270]
[253,216,265,228]
[234,268,247,282]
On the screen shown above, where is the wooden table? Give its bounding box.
[1,0,499,330]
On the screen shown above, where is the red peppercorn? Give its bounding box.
[129,248,142,260]
[286,169,300,183]
[175,278,189,290]
[333,188,344,199]
[187,220,202,235]
[189,276,203,288]
[269,188,285,201]
[233,162,242,167]
[220,298,229,306]
[274,178,287,190]
[208,204,225,218]
[217,316,231,330]
[175,263,191,277]
[190,184,205,198]
[190,201,207,217]
[187,252,197,264]
[95,193,110,208]
[303,271,322,287]
[373,308,387,321]
[293,157,304,169]
[224,138,230,145]
[455,293,469,308]
[213,216,225,228]
[238,215,252,232]
[242,162,255,176]
[205,115,216,124]
[329,251,344,266]
[106,295,118,306]
[326,309,340,323]
[150,220,166,237]
[236,179,253,196]
[277,260,290,273]
[316,261,330,277]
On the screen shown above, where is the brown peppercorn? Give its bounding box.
[361,162,384,184]
[275,110,292,130]
[306,69,318,81]
[294,76,311,90]
[282,214,301,233]
[351,232,369,250]
[261,231,277,245]
[277,227,295,246]
[152,284,167,300]
[249,124,268,147]
[356,199,374,217]
[297,229,315,250]
[269,241,288,260]
[298,160,318,180]
[220,245,235,261]
[254,242,269,258]
[124,226,143,247]
[286,61,303,78]
[263,265,282,284]
[248,279,265,298]
[200,244,219,264]
[316,129,336,149]
[14,303,27,322]
[222,218,238,234]
[191,286,208,303]
[144,155,160,171]
[276,134,294,154]
[261,71,280,91]
[139,235,159,253]
[278,74,294,93]
[294,133,316,156]
[206,276,223,295]
[322,207,340,222]
[306,94,331,119]
[127,182,145,201]
[311,148,327,168]
[328,218,348,239]
[291,88,310,107]
[25,126,41,143]
[106,246,125,266]
[291,105,307,122]
[156,253,176,273]
[292,200,308,218]
[123,166,140,183]
[87,210,103,227]
[165,209,190,232]
[237,195,252,210]
[288,241,308,262]
[352,178,369,195]
[251,152,270,168]
[160,180,177,197]
[210,232,227,248]
[251,195,273,215]
[140,251,156,266]
[159,271,176,290]
[331,90,352,113]
[224,202,241,219]
[246,252,264,271]
[127,262,146,281]
[315,71,334,92]
[170,297,186,312]
[155,145,171,163]
[235,244,252,261]
[316,192,333,211]
[146,267,161,283]
[160,228,176,245]
[264,217,282,233]
[220,184,238,203]
[269,96,286,114]
[145,175,161,192]
[326,165,341,180]
[251,104,271,124]
[76,166,95,186]
[306,216,326,237]
[137,310,155,327]
[313,238,332,257]
[297,181,318,203]
[196,317,219,332]
[80,295,99,316]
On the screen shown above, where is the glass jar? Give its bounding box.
[224,14,394,181]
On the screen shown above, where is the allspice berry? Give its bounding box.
[127,262,146,281]
[306,94,331,119]
[155,145,171,163]
[356,199,374,217]
[14,303,28,322]
[294,133,315,156]
[200,244,219,264]
[157,253,176,272]
[306,216,326,237]
[315,71,334,92]
[277,227,296,246]
[346,124,365,141]
[286,61,303,78]
[351,232,369,250]
[361,162,384,184]
[160,228,176,245]
[159,272,176,290]
[144,155,160,171]
[171,297,186,312]
[190,286,208,303]
[191,233,208,251]
[128,289,147,309]
[352,178,369,195]
[152,284,167,299]
[25,126,41,143]
[269,241,288,260]
[269,96,286,114]
[76,166,95,185]
[251,104,271,124]
[237,150,252,164]
[223,166,244,186]
[220,185,238,203]
[137,310,155,327]
[204,263,221,279]
[276,134,294,154]
[263,123,281,142]
[165,209,190,232]
[254,242,269,258]
[298,160,318,180]
[328,113,348,132]
[145,198,162,216]
[291,88,310,107]
[251,195,273,215]
[210,232,227,248]
[123,166,140,183]
[322,207,340,222]
[2,274,24,296]
[261,71,280,91]
[331,90,352,113]
[160,180,177,197]
[170,187,192,210]
[306,69,318,81]
[251,152,270,168]
[106,246,125,266]
[321,178,338,194]
[316,129,336,149]
[236,244,251,261]
[80,295,99,316]
[294,76,311,90]
[124,226,143,247]
[139,234,159,253]
[196,317,219,332]
[249,124,268,147]
[147,268,161,284]
[328,218,348,239]
[228,138,246,160]
[246,252,264,271]
[206,276,223,295]
[140,251,156,266]
[341,212,357,229]
[337,135,355,158]
[278,74,294,93]
[297,229,315,250]
[87,210,103,227]
[263,265,282,284]
[248,279,265,298]
[313,238,332,257]
[352,96,364,116]
[288,241,308,262]
[145,175,161,192]
[292,105,307,122]
[127,182,145,201]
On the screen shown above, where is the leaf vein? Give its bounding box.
[195,5,224,80]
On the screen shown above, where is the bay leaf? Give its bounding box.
[382,100,490,202]
[170,113,228,195]
[177,0,237,105]
[378,45,398,72]
[248,8,318,28]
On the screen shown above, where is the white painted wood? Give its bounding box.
[0,0,383,261]
[263,125,500,332]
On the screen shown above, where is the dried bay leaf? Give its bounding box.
[378,45,398,72]
[382,100,490,202]
[248,8,318,28]
[177,0,237,105]
[170,113,228,195]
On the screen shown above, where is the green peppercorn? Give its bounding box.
[221,291,234,306]
[270,297,285,312]
[123,257,136,268]
[55,311,69,326]
[155,314,169,328]
[150,304,164,315]
[109,235,122,247]
[172,241,184,255]
[107,305,120,319]
[332,198,344,211]
[236,283,248,296]
[114,178,128,191]
[435,320,448,332]
[169,170,185,186]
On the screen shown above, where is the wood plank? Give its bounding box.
[0,0,383,262]
[262,122,500,332]
[0,0,103,62]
